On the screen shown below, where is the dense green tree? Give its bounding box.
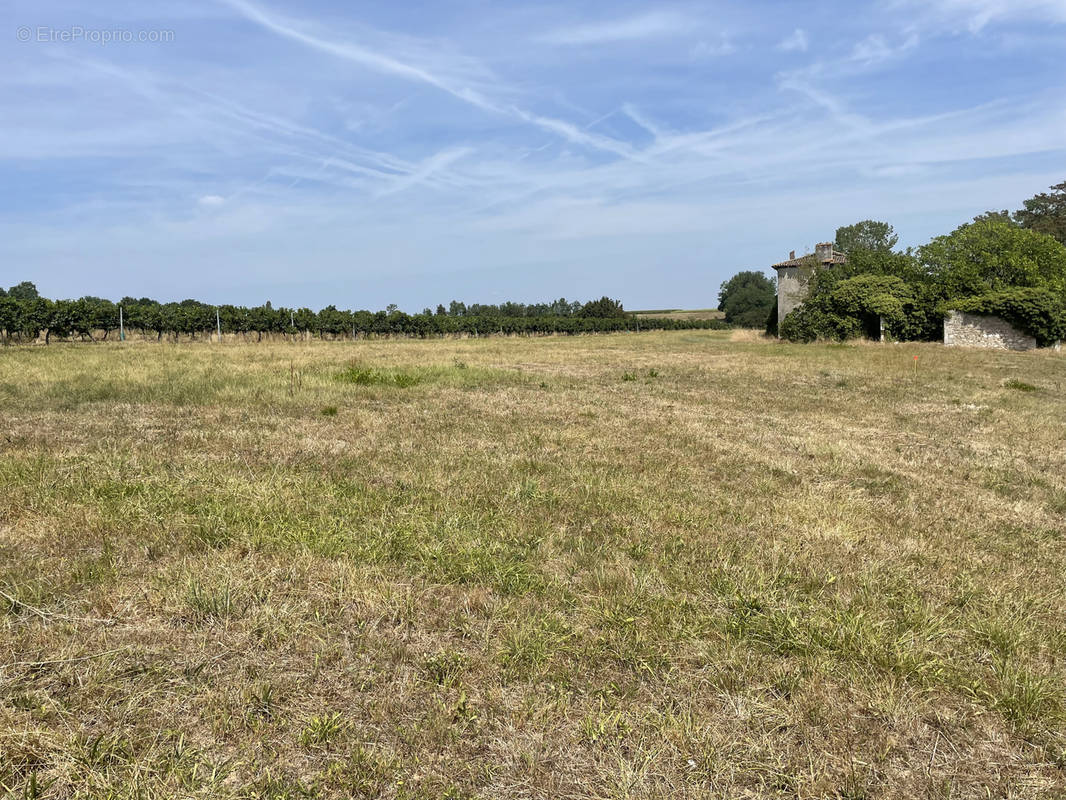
[247,304,278,339]
[812,246,926,294]
[552,298,581,316]
[316,305,351,335]
[834,220,898,254]
[0,295,18,339]
[429,298,581,319]
[48,299,78,341]
[0,289,731,342]
[718,270,775,327]
[578,296,626,318]
[8,281,40,302]
[782,231,946,342]
[139,301,168,340]
[973,210,1014,225]
[919,218,1066,301]
[722,285,776,327]
[19,297,51,340]
[292,307,317,332]
[781,274,918,342]
[218,304,253,335]
[79,296,118,338]
[1014,180,1066,246]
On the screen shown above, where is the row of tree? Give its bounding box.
[716,180,1066,344]
[0,290,724,343]
[434,299,584,317]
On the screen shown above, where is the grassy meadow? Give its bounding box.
[1,330,1064,799]
[632,309,725,322]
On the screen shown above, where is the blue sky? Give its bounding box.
[3,0,1065,310]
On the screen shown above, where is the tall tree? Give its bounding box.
[973,210,1014,225]
[7,281,40,301]
[919,218,1066,300]
[834,220,899,253]
[578,297,626,318]
[1014,180,1066,246]
[718,270,775,327]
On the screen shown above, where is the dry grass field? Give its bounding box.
[1,330,1064,799]
[632,309,726,322]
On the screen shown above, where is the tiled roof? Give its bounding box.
[771,250,847,269]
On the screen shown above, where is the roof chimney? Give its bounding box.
[815,242,834,261]
[789,250,795,260]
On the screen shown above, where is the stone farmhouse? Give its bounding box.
[771,241,1041,349]
[771,242,846,333]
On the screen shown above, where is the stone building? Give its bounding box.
[943,311,1038,350]
[771,241,846,332]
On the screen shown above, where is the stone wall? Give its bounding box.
[776,265,814,330]
[943,311,1037,351]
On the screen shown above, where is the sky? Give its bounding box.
[3,0,1065,311]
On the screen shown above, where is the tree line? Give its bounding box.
[0,288,726,344]
[716,180,1066,344]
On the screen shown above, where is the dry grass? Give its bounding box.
[729,329,769,343]
[633,309,725,321]
[1,330,1064,799]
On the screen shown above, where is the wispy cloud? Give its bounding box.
[217,0,499,112]
[890,0,1066,33]
[218,0,638,159]
[621,104,666,140]
[778,28,809,52]
[536,11,690,45]
[377,147,472,196]
[690,36,736,59]
[3,0,1064,309]
[850,33,919,65]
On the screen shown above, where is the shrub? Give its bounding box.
[1003,379,1038,392]
[781,275,915,342]
[780,306,861,343]
[764,297,778,337]
[779,272,952,343]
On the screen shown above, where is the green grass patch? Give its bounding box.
[1003,378,1038,392]
[336,364,422,387]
